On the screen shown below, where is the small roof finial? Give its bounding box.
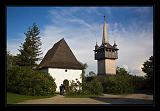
[96,40,98,46]
[114,40,117,46]
[95,40,98,45]
[95,40,99,49]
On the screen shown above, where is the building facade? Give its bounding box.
[94,16,119,76]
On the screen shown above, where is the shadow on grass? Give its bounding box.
[89,97,153,104]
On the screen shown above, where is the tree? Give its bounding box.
[81,63,88,81]
[7,51,17,69]
[141,56,153,92]
[7,66,57,96]
[16,23,42,69]
[80,63,88,91]
[116,67,129,76]
[88,71,96,77]
[82,63,88,74]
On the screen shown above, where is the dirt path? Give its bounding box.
[17,94,153,104]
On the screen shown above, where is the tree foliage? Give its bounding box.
[94,67,148,94]
[81,63,88,90]
[7,51,17,69]
[116,67,129,76]
[66,78,103,96]
[6,24,58,96]
[7,66,57,96]
[16,23,42,69]
[88,71,96,77]
[96,75,134,94]
[141,56,154,92]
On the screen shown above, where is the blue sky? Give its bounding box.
[7,7,153,76]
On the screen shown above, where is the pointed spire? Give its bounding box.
[102,16,109,45]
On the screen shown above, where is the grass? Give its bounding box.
[7,92,55,104]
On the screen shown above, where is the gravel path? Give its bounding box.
[17,94,153,104]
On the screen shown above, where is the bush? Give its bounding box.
[130,75,146,93]
[66,79,82,95]
[66,78,103,96]
[7,66,57,96]
[85,76,95,83]
[97,75,134,94]
[84,78,103,95]
[63,79,69,93]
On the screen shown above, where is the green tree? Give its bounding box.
[80,63,88,91]
[116,67,129,76]
[81,63,88,82]
[7,51,17,69]
[82,63,88,74]
[16,23,42,69]
[7,66,57,96]
[141,56,153,92]
[88,71,96,77]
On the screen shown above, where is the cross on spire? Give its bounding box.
[104,15,106,22]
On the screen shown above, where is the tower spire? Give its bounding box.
[102,16,109,44]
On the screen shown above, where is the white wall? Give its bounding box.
[105,59,116,75]
[97,59,116,75]
[47,68,82,92]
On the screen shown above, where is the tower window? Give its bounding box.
[65,69,67,72]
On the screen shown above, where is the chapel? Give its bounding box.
[39,38,84,92]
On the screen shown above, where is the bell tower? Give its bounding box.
[94,16,119,76]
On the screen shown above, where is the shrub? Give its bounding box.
[66,78,103,96]
[66,80,82,95]
[7,66,57,96]
[63,79,69,93]
[85,76,95,83]
[85,78,103,95]
[97,75,134,94]
[130,75,146,93]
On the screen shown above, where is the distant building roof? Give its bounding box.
[39,38,84,70]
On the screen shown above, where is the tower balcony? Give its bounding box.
[95,50,118,60]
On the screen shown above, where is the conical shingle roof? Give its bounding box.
[39,38,84,69]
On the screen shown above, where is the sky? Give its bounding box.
[7,7,153,76]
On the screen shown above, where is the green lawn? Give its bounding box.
[7,92,55,104]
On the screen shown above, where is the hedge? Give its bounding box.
[66,78,103,96]
[96,75,134,94]
[7,66,57,96]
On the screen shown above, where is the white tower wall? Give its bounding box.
[98,59,116,75]
[105,59,116,75]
